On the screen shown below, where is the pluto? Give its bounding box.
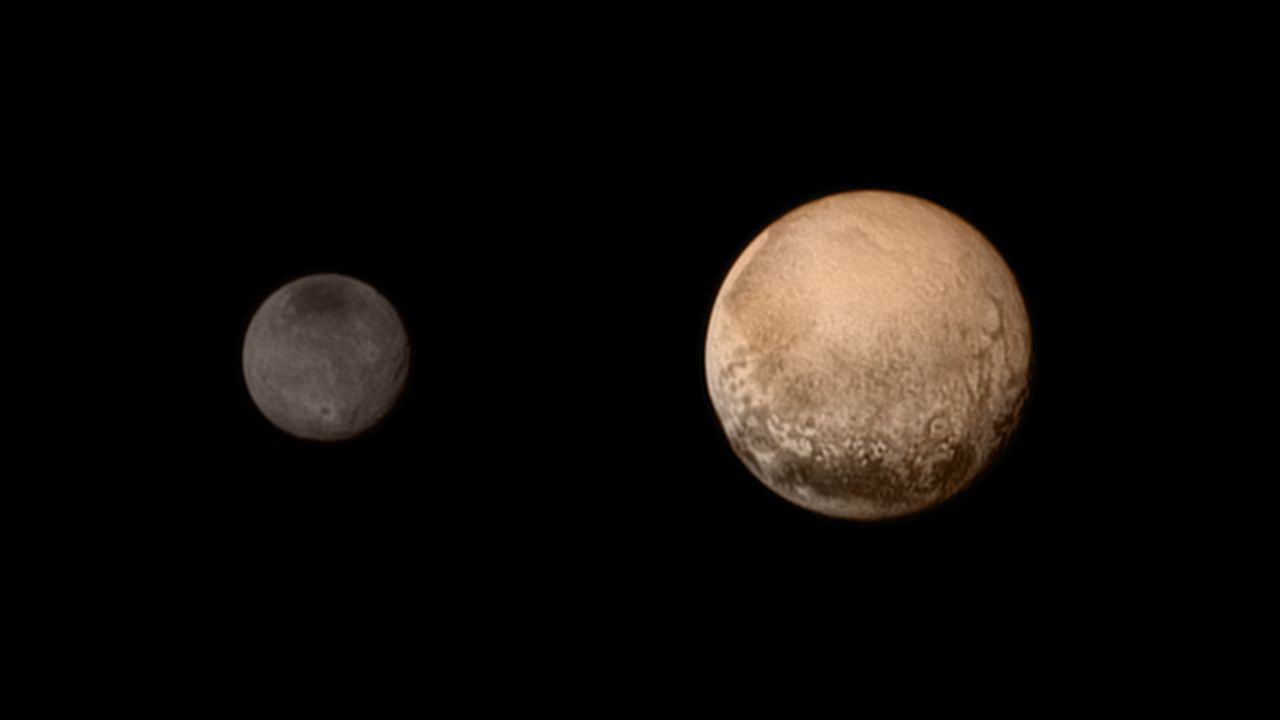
[243,273,409,441]
[705,191,1031,520]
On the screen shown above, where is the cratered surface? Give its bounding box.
[243,273,409,441]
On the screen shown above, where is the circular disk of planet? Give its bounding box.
[243,273,409,441]
[704,190,1031,521]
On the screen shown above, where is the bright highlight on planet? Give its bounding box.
[705,191,1031,520]
[243,273,409,441]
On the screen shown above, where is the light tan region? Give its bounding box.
[705,191,1031,520]
[243,273,409,441]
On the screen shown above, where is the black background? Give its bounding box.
[156,94,1134,623]
[47,19,1270,690]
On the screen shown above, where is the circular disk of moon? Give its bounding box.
[704,190,1031,520]
[243,273,409,441]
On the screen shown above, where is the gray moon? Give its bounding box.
[704,191,1031,520]
[243,273,409,441]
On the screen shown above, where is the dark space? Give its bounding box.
[148,103,1125,622]
[49,27,1268,693]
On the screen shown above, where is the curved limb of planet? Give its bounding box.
[704,190,1031,520]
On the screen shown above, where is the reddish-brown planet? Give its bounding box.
[705,191,1031,520]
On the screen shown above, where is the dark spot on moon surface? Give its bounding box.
[288,282,352,318]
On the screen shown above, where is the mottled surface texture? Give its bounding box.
[243,274,409,441]
[705,191,1031,520]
